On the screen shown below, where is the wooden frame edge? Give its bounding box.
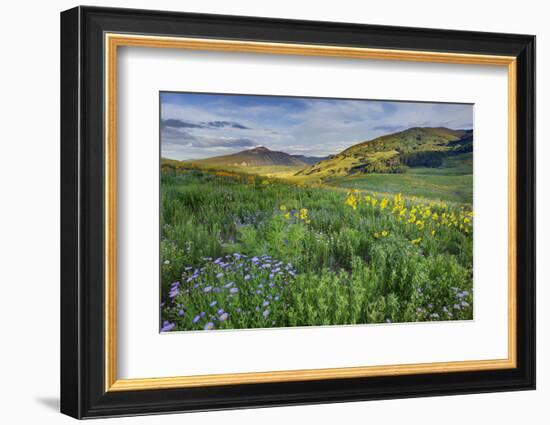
[104,33,518,392]
[108,358,516,391]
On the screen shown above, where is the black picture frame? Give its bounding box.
[61,5,535,419]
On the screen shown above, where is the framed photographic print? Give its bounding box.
[60,6,536,419]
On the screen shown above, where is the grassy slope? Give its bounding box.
[161,128,473,204]
[324,152,473,204]
[325,173,472,204]
[160,169,473,331]
[162,153,473,204]
[298,127,472,179]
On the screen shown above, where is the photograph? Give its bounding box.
[159,92,474,332]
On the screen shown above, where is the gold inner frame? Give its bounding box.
[104,33,518,392]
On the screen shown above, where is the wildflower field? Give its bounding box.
[160,168,473,332]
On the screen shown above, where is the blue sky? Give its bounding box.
[160,92,473,160]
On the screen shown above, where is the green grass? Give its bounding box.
[160,168,473,332]
[218,164,304,177]
[405,153,473,176]
[325,172,472,204]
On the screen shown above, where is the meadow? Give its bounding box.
[160,168,473,332]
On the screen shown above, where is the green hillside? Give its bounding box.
[297,127,472,178]
[161,127,473,204]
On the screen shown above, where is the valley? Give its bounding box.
[163,127,473,204]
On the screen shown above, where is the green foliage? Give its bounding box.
[160,169,473,331]
[298,127,473,180]
[327,172,473,204]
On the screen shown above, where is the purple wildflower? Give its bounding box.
[219,312,229,321]
[192,315,200,324]
[204,322,215,330]
[160,321,175,332]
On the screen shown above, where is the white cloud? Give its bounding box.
[161,96,472,160]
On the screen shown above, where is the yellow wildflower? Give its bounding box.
[381,230,389,237]
[279,204,287,211]
[345,193,358,210]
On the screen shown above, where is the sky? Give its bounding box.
[160,92,473,160]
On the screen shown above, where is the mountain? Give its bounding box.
[290,154,330,165]
[297,127,473,178]
[191,146,309,167]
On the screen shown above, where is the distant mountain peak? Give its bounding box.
[189,145,308,167]
[248,146,271,153]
